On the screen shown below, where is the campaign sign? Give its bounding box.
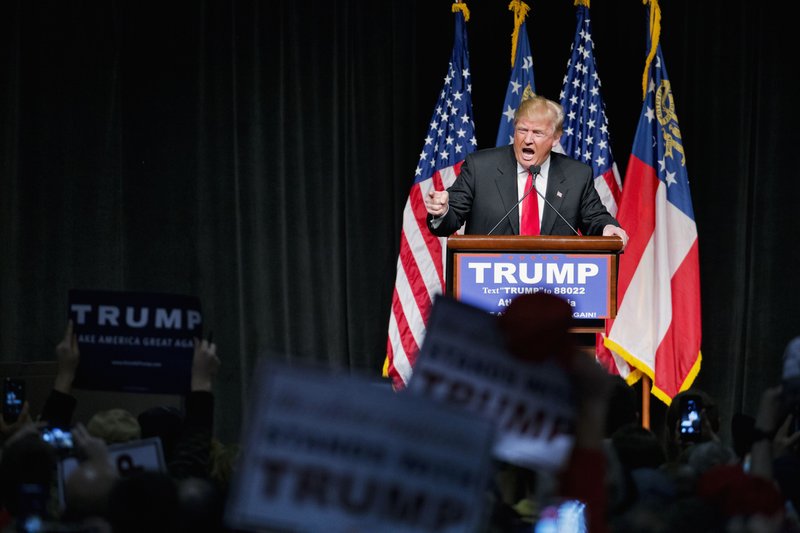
[407,296,576,472]
[225,362,495,533]
[57,437,166,508]
[68,290,202,394]
[454,253,611,318]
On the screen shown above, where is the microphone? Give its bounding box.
[487,164,542,235]
[527,164,580,236]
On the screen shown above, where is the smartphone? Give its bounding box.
[41,427,74,450]
[3,377,25,423]
[679,395,703,443]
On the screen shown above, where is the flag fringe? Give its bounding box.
[574,0,590,7]
[507,1,530,67]
[641,0,661,99]
[603,337,701,406]
[452,1,470,22]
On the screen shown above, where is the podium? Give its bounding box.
[445,235,623,352]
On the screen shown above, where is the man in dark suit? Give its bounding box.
[425,95,628,248]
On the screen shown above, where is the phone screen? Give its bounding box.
[3,378,25,423]
[679,397,702,442]
[41,427,74,450]
[534,500,587,532]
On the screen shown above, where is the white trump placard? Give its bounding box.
[57,437,166,507]
[408,295,576,472]
[225,362,495,533]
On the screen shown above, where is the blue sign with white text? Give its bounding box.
[455,254,611,318]
[68,290,203,394]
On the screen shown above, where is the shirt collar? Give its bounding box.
[516,153,552,176]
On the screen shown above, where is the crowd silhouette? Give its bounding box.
[1,295,799,532]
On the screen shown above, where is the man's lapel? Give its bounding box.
[541,156,568,235]
[494,147,520,235]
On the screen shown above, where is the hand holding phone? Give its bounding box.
[679,395,703,443]
[41,426,74,450]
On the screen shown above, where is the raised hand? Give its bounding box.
[424,188,450,217]
[55,320,80,394]
[191,338,220,392]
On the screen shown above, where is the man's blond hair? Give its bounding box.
[514,95,565,135]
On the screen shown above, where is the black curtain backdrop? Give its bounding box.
[2,0,798,443]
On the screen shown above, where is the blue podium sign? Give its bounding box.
[453,253,612,318]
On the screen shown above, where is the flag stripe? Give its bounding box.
[390,281,421,369]
[387,298,414,382]
[654,240,702,396]
[597,165,622,215]
[407,185,445,290]
[614,155,657,301]
[398,229,437,329]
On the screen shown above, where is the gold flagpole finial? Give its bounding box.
[574,0,590,7]
[641,0,662,99]
[508,1,530,67]
[452,1,470,22]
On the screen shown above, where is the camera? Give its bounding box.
[3,377,25,423]
[679,394,703,443]
[40,427,73,450]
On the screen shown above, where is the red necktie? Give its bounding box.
[520,171,540,235]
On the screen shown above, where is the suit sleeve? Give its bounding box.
[426,155,476,236]
[577,167,620,236]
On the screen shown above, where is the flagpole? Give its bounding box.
[642,376,651,429]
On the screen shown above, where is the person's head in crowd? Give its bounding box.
[512,95,564,169]
[661,496,724,533]
[62,422,118,524]
[605,427,668,518]
[177,477,225,533]
[0,428,58,519]
[63,457,118,522]
[683,440,737,477]
[87,408,141,444]
[696,464,784,532]
[497,292,574,364]
[605,377,639,437]
[611,500,671,533]
[611,424,666,473]
[603,439,634,516]
[612,473,703,533]
[138,405,183,461]
[629,468,676,506]
[107,471,180,533]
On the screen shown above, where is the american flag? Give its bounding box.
[385,7,476,389]
[557,3,622,217]
[496,19,535,147]
[557,2,628,376]
[603,38,702,403]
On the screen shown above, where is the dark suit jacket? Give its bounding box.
[427,145,619,236]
